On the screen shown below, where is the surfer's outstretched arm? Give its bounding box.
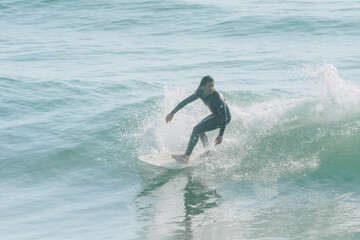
[165,93,199,123]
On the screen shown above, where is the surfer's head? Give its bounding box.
[198,75,214,95]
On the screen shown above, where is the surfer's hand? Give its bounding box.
[215,136,223,145]
[166,113,174,123]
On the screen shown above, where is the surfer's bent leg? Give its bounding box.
[200,133,209,147]
[185,114,219,156]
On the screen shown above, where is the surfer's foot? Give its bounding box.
[172,154,190,163]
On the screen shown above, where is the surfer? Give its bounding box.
[165,75,231,163]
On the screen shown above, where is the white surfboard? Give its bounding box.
[138,150,212,169]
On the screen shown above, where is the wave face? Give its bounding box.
[140,64,360,183]
[136,64,360,239]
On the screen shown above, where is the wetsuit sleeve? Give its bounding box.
[214,92,228,136]
[170,93,199,115]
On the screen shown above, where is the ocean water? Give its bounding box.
[1,0,360,239]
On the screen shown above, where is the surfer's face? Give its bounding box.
[204,81,214,95]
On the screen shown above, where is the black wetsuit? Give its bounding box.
[171,88,231,156]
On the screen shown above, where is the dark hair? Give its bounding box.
[197,75,214,91]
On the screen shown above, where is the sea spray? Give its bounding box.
[139,64,360,184]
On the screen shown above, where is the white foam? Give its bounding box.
[139,86,207,156]
[308,63,360,108]
[139,65,360,182]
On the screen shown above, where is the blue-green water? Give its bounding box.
[1,0,360,239]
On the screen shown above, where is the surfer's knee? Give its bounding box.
[192,125,201,135]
